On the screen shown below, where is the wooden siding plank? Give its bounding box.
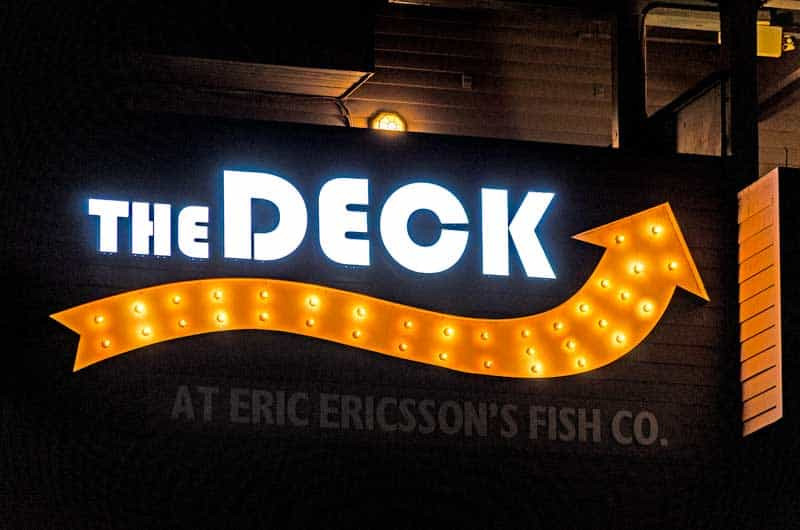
[738,204,775,243]
[742,366,778,400]
[739,286,776,322]
[738,179,776,222]
[741,327,778,362]
[740,346,778,381]
[740,306,777,341]
[738,228,774,263]
[739,246,775,283]
[739,266,776,302]
[742,387,779,421]
[743,407,782,436]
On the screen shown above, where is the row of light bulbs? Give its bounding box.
[89,230,680,375]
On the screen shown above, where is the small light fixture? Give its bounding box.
[371,111,407,132]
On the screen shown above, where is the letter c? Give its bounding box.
[379,182,469,273]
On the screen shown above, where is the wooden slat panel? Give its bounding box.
[741,347,778,381]
[743,408,783,436]
[739,286,776,322]
[739,246,775,283]
[742,367,778,400]
[738,170,782,436]
[742,387,779,421]
[741,327,778,362]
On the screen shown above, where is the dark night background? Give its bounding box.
[3,3,800,529]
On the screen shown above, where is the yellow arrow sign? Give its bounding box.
[51,203,708,377]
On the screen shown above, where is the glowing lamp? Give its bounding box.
[370,111,407,132]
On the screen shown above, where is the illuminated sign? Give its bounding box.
[52,202,708,377]
[87,170,556,277]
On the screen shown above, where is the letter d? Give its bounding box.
[224,170,308,260]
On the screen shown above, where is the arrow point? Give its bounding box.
[662,203,710,302]
[573,203,709,302]
[50,311,70,329]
